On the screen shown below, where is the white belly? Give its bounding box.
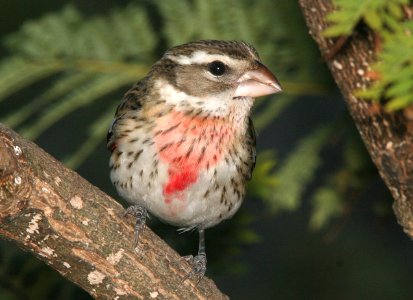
[110,143,244,229]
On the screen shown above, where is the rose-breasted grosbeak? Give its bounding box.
[107,40,281,278]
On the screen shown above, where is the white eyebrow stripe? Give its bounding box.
[166,50,238,65]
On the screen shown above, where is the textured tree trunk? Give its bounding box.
[299,0,413,239]
[0,123,227,299]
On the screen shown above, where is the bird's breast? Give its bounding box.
[153,110,236,198]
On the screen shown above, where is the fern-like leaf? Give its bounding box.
[309,187,344,230]
[324,0,413,111]
[356,21,413,111]
[323,0,408,37]
[266,125,332,212]
[20,73,136,139]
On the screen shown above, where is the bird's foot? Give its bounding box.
[182,253,207,283]
[124,205,147,251]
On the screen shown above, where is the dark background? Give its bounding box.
[1,1,412,299]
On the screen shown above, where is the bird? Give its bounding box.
[107,40,281,279]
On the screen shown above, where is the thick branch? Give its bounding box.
[299,1,413,238]
[0,123,227,299]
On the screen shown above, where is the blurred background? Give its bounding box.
[0,1,412,299]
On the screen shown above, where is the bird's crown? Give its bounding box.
[164,40,260,64]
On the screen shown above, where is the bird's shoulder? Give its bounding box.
[117,79,150,116]
[106,79,149,152]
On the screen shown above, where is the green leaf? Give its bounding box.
[387,2,403,19]
[248,150,277,201]
[386,95,413,111]
[309,187,344,230]
[356,19,413,110]
[323,23,353,37]
[21,73,136,139]
[386,79,413,98]
[323,0,406,37]
[364,10,382,30]
[354,84,382,100]
[267,125,332,212]
[0,58,62,102]
[3,72,91,128]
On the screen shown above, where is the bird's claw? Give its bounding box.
[182,254,207,284]
[124,205,147,250]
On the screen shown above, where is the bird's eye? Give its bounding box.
[208,61,226,76]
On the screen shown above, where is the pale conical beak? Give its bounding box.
[234,62,282,98]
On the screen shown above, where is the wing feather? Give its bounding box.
[106,83,144,152]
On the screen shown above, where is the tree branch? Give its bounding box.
[299,0,413,239]
[0,123,227,299]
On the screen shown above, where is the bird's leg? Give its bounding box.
[194,228,207,276]
[183,228,207,281]
[124,205,147,249]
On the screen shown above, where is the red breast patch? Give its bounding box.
[154,111,234,201]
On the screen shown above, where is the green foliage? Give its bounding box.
[265,125,332,212]
[4,5,156,61]
[323,0,408,37]
[356,20,413,110]
[247,151,277,200]
[260,117,376,229]
[0,4,155,168]
[310,124,373,229]
[324,0,413,111]
[309,187,344,230]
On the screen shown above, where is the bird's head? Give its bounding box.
[150,40,281,119]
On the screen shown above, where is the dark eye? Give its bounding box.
[208,61,226,76]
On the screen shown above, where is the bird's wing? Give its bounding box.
[246,117,256,181]
[107,83,144,152]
